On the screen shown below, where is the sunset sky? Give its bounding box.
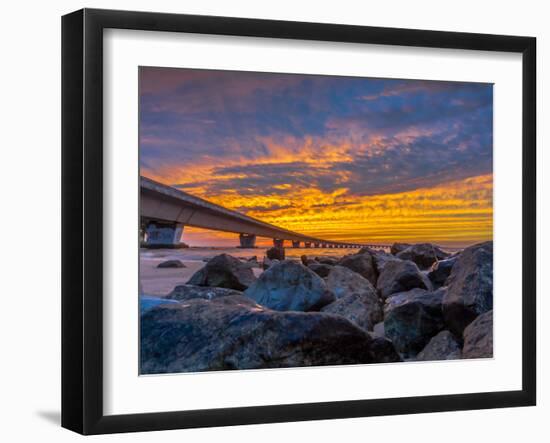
[139,67,493,248]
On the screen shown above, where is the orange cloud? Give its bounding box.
[141,135,358,186]
[171,173,493,248]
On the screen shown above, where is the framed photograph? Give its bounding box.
[62,8,536,435]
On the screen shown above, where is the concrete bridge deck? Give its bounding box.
[140,176,385,249]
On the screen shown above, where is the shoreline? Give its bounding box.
[139,244,466,297]
[140,246,363,296]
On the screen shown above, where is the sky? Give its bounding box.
[139,67,493,248]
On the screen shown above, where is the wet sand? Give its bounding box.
[140,249,266,296]
[140,258,205,296]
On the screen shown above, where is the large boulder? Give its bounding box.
[371,251,401,274]
[376,259,432,300]
[357,246,377,255]
[416,330,462,361]
[187,254,256,290]
[326,266,378,300]
[396,243,450,270]
[442,241,493,335]
[326,265,376,299]
[301,255,315,266]
[266,246,285,261]
[167,284,243,302]
[324,265,382,331]
[367,335,402,363]
[157,259,186,268]
[462,310,493,359]
[244,260,335,311]
[321,292,382,331]
[384,288,445,357]
[390,243,411,255]
[373,321,385,337]
[140,295,398,373]
[262,257,279,270]
[307,262,334,278]
[139,295,180,315]
[337,252,377,286]
[315,256,339,266]
[427,256,458,288]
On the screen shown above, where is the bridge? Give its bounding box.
[140,176,377,249]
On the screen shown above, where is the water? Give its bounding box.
[139,246,384,262]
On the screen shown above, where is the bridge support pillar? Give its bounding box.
[139,220,147,246]
[239,233,257,248]
[273,238,285,248]
[144,221,185,248]
[304,242,311,248]
[292,241,300,248]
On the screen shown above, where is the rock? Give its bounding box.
[462,310,493,359]
[442,241,493,335]
[157,259,186,268]
[384,288,445,357]
[326,265,377,299]
[321,292,382,331]
[300,254,311,266]
[376,259,432,300]
[416,330,462,361]
[245,260,335,311]
[266,246,285,261]
[262,257,279,270]
[368,335,402,363]
[337,252,377,286]
[139,295,180,315]
[246,256,258,264]
[187,253,256,291]
[373,321,385,337]
[140,295,394,374]
[396,243,450,270]
[315,256,339,266]
[390,243,411,255]
[323,266,382,330]
[358,246,376,255]
[371,251,401,274]
[166,284,243,301]
[307,262,334,278]
[428,256,458,288]
[241,256,260,269]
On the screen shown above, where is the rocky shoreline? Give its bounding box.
[140,241,493,374]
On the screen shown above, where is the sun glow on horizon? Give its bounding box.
[144,171,493,248]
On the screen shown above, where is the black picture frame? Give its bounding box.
[61,8,537,435]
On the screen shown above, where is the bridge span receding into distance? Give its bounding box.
[140,176,383,250]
